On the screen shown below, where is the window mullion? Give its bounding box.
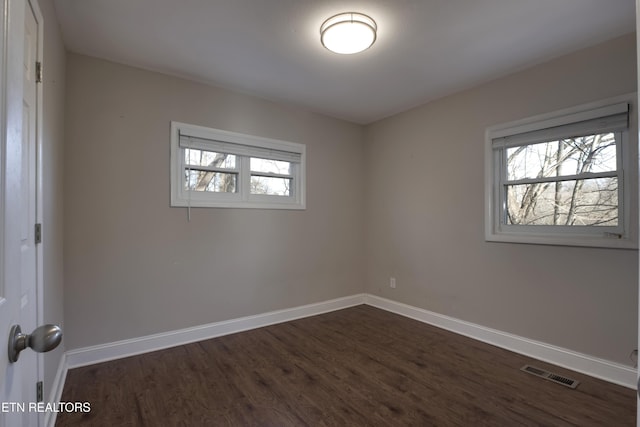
[249,171,294,179]
[505,171,618,186]
[240,155,250,201]
[185,165,240,174]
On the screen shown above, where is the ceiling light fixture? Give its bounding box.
[320,12,377,55]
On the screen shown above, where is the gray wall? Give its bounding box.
[63,54,366,349]
[364,34,638,365]
[38,0,66,402]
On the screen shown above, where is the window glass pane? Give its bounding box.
[506,133,616,181]
[250,176,291,196]
[506,177,618,226]
[185,149,236,169]
[250,158,291,175]
[185,170,237,193]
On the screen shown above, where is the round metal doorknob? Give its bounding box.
[8,324,62,363]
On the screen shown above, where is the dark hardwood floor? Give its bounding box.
[56,305,636,426]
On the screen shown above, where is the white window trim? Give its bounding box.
[170,121,306,210]
[485,93,637,249]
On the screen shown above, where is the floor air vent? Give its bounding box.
[520,365,579,389]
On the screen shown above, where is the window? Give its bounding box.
[485,95,637,248]
[171,122,306,209]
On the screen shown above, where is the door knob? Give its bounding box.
[8,324,62,363]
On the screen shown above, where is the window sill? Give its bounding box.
[485,231,638,249]
[171,198,306,210]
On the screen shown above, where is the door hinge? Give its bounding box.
[35,223,42,244]
[35,61,42,83]
[36,381,43,402]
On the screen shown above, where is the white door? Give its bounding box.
[0,0,42,426]
[637,1,640,425]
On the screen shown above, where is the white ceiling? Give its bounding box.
[53,0,635,124]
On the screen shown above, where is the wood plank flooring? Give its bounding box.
[56,305,636,426]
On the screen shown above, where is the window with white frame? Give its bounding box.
[485,95,637,248]
[170,122,306,209]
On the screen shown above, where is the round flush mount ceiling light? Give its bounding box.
[320,12,377,55]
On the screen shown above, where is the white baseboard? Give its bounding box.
[65,294,365,369]
[364,294,637,389]
[45,352,68,427]
[63,292,636,390]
